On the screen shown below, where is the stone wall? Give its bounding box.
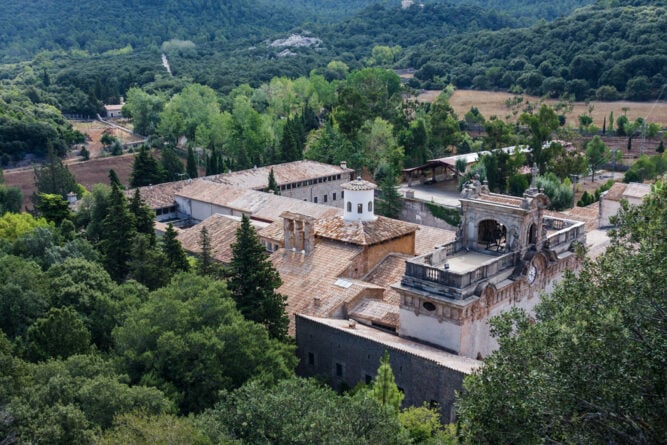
[296,315,467,422]
[279,176,353,208]
[399,197,458,230]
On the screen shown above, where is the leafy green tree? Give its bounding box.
[200,377,408,445]
[0,255,48,340]
[228,214,289,340]
[536,174,573,211]
[399,404,447,444]
[123,87,165,136]
[25,306,91,361]
[46,258,119,350]
[0,184,22,215]
[428,93,463,156]
[128,234,169,290]
[162,223,189,274]
[0,213,50,241]
[98,412,209,445]
[7,354,173,443]
[114,273,296,413]
[585,135,610,182]
[35,193,71,225]
[158,84,221,143]
[457,180,667,444]
[370,351,404,413]
[130,145,163,187]
[519,104,560,172]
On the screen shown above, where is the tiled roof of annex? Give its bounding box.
[176,214,247,263]
[175,181,340,222]
[315,215,417,246]
[271,239,372,335]
[128,180,191,209]
[348,254,410,328]
[204,160,353,190]
[414,225,456,256]
[298,315,481,374]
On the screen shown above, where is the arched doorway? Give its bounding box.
[528,223,537,245]
[477,219,507,251]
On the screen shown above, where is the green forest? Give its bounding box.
[0,0,666,442]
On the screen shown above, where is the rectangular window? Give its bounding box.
[337,174,341,180]
[308,352,315,365]
[333,193,337,201]
[314,197,318,203]
[323,194,328,203]
[335,363,343,377]
[341,191,344,199]
[280,185,286,190]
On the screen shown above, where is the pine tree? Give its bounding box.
[370,351,404,412]
[280,118,299,162]
[186,146,198,179]
[33,146,77,204]
[159,146,184,182]
[267,168,279,195]
[128,234,168,290]
[129,189,156,246]
[130,145,163,187]
[228,214,288,340]
[162,223,189,273]
[100,170,136,281]
[302,104,319,132]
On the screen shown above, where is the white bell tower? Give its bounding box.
[342,177,377,222]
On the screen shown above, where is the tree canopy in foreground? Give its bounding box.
[457,179,667,444]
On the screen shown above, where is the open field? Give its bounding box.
[72,121,143,159]
[4,154,136,210]
[418,90,667,128]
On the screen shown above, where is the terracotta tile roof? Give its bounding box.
[602,182,627,201]
[341,177,377,191]
[348,300,399,328]
[175,215,269,263]
[258,221,285,244]
[315,216,417,246]
[176,181,341,223]
[414,225,456,256]
[546,206,599,232]
[128,180,191,209]
[298,315,481,374]
[205,160,353,190]
[363,254,409,307]
[175,181,249,208]
[623,183,651,200]
[271,240,368,335]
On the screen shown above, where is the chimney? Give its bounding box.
[313,296,321,307]
[348,319,356,329]
[340,160,347,169]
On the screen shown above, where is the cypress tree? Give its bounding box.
[162,223,189,273]
[657,141,665,154]
[228,214,288,340]
[100,170,136,281]
[267,168,279,195]
[129,189,156,246]
[376,173,403,219]
[159,146,184,182]
[197,226,214,276]
[186,146,198,179]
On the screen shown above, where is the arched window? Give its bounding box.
[357,203,363,213]
[347,202,351,212]
[368,201,373,212]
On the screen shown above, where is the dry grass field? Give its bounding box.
[4,154,136,211]
[418,90,667,128]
